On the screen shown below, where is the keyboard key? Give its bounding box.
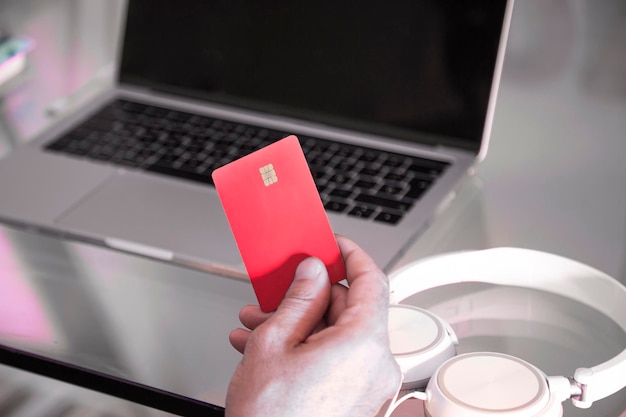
[316,183,332,196]
[328,188,354,199]
[354,179,377,190]
[375,211,402,225]
[331,145,358,161]
[166,110,193,123]
[329,173,352,186]
[120,100,147,113]
[112,154,144,168]
[45,137,74,151]
[409,159,449,178]
[359,150,380,163]
[410,157,449,170]
[324,200,349,213]
[359,167,381,177]
[309,167,328,183]
[354,193,412,213]
[380,184,404,195]
[334,161,357,172]
[147,163,214,185]
[348,205,375,219]
[381,155,408,169]
[384,172,406,182]
[405,178,431,199]
[144,106,169,117]
[83,117,116,132]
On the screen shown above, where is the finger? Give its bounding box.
[261,257,331,347]
[326,282,348,326]
[336,235,386,288]
[229,328,251,354]
[335,235,390,316]
[239,305,274,330]
[312,317,328,334]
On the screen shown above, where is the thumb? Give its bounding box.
[266,257,331,346]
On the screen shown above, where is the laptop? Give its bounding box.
[0,0,513,277]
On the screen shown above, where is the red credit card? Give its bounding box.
[212,135,345,312]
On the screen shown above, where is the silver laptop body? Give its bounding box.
[0,0,513,277]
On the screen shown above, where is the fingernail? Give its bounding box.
[294,257,324,281]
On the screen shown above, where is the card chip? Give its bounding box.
[260,164,278,186]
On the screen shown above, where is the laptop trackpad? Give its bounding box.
[56,172,243,269]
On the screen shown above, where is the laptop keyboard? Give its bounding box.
[44,99,449,225]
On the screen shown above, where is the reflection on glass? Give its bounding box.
[0,230,54,345]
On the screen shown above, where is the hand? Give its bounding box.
[225,235,402,417]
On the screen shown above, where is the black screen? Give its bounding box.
[120,0,508,151]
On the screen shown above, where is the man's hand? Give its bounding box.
[226,235,402,417]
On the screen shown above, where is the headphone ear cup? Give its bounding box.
[423,352,563,417]
[388,304,458,389]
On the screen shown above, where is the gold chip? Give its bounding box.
[259,163,278,186]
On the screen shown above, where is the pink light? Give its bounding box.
[0,231,53,343]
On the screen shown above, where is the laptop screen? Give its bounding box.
[119,1,508,153]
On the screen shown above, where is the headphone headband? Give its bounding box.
[389,247,626,408]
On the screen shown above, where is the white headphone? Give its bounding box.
[386,247,626,417]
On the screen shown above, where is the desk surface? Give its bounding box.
[1,0,626,416]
